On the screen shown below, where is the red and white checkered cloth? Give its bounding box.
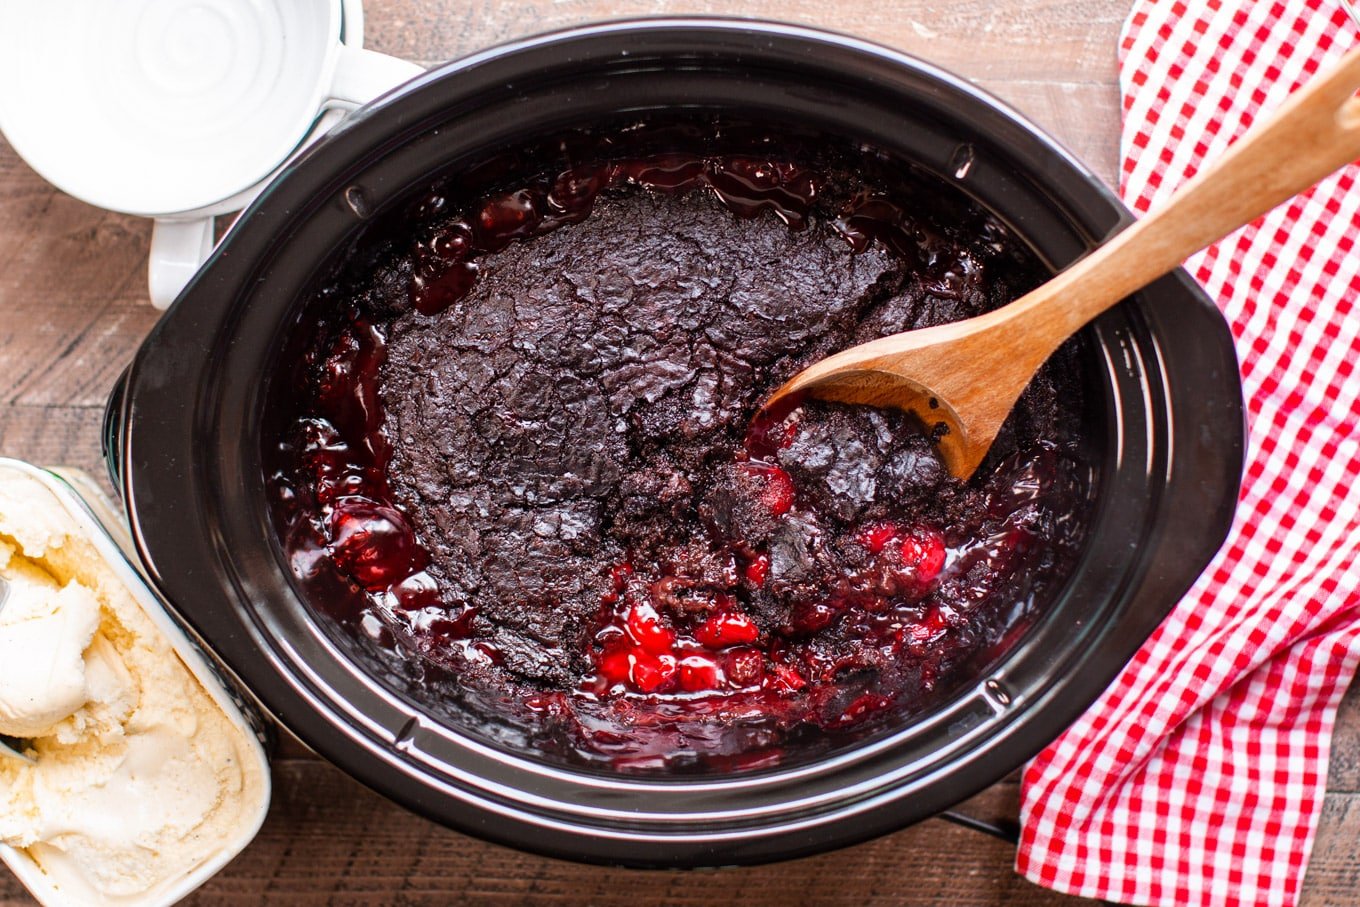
[1017,2,1360,905]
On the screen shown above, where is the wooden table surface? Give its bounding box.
[2,1,1358,904]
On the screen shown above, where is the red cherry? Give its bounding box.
[411,260,478,315]
[426,606,477,641]
[389,570,441,611]
[789,600,837,634]
[429,222,472,261]
[315,469,370,505]
[630,652,678,693]
[900,606,950,648]
[856,522,900,554]
[744,403,802,460]
[597,641,634,686]
[547,166,605,220]
[316,322,385,437]
[300,423,369,505]
[625,603,677,655]
[726,647,766,687]
[695,611,760,649]
[467,641,503,666]
[678,654,726,691]
[475,189,542,250]
[742,463,795,516]
[770,663,807,692]
[900,530,947,582]
[328,501,423,591]
[744,554,770,586]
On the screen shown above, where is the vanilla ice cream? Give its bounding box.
[0,555,101,739]
[0,466,268,905]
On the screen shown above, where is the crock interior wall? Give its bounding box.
[258,105,1111,774]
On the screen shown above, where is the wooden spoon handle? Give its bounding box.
[1007,45,1360,343]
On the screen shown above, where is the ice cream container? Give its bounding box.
[0,458,271,907]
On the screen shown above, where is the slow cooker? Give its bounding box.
[103,19,1244,867]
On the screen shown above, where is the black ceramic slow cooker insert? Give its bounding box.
[104,19,1244,867]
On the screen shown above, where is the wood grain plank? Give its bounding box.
[360,0,1127,189]
[1301,794,1360,906]
[0,405,110,484]
[974,79,1123,188]
[0,140,157,409]
[158,761,1097,907]
[1324,684,1360,794]
[365,0,1124,84]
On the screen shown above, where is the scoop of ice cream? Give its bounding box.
[0,546,100,738]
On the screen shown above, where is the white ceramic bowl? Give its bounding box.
[0,0,423,308]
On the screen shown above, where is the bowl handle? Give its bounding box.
[148,217,215,310]
[326,45,425,109]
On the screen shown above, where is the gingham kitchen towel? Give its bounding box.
[1016,2,1360,905]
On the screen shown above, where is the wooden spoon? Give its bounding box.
[765,46,1360,480]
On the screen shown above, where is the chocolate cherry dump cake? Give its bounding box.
[269,126,1093,771]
